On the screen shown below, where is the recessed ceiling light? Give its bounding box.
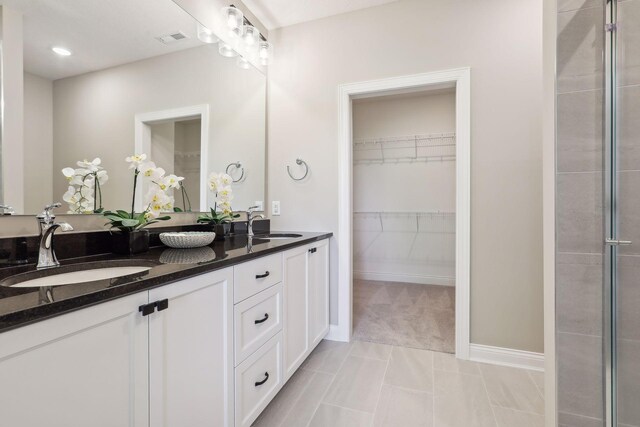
[52,46,72,56]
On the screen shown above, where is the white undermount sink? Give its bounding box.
[1,261,155,288]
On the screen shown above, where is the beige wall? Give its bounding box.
[23,72,53,214]
[267,0,544,352]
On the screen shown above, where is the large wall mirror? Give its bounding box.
[0,0,266,215]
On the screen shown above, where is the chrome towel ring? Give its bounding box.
[287,158,309,181]
[225,161,244,182]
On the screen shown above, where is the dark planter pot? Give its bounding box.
[111,229,150,255]
[214,223,232,241]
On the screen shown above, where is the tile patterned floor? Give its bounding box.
[253,340,545,427]
[353,280,456,353]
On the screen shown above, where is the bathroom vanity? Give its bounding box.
[0,232,331,427]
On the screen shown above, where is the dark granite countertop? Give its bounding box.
[0,231,332,333]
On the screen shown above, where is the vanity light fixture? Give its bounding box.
[197,23,219,44]
[242,25,259,47]
[236,56,251,70]
[218,42,238,58]
[258,41,273,66]
[221,6,244,38]
[52,46,72,56]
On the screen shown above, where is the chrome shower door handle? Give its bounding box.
[605,238,632,246]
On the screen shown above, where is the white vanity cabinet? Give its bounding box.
[0,268,233,427]
[148,268,234,427]
[0,292,150,427]
[0,237,330,427]
[283,239,330,380]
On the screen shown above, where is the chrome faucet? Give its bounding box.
[247,205,265,237]
[0,204,14,215]
[37,203,73,269]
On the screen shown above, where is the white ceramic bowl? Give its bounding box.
[159,232,216,249]
[159,247,216,264]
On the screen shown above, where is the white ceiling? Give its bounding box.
[0,0,205,80]
[241,0,400,30]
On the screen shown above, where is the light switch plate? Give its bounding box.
[272,201,281,216]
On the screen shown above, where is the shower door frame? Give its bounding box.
[604,0,618,425]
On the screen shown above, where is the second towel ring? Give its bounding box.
[225,161,244,182]
[287,158,309,181]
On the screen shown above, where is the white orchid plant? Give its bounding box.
[197,172,240,225]
[62,158,108,214]
[103,153,184,232]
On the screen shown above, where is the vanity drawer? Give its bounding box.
[235,332,283,427]
[234,283,283,365]
[234,253,282,303]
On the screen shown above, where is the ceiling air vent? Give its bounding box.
[156,31,189,44]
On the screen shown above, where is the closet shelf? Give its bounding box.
[353,132,456,164]
[354,211,455,233]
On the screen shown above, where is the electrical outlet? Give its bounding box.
[254,201,264,211]
[272,201,281,216]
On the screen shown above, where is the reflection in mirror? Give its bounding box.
[0,0,266,215]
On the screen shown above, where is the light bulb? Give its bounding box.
[52,46,72,56]
[243,25,259,46]
[221,6,244,38]
[237,56,251,70]
[219,42,238,58]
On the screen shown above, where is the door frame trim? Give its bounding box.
[333,68,472,360]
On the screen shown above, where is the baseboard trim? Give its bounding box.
[324,324,349,342]
[469,343,544,371]
[353,271,455,286]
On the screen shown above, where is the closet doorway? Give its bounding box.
[336,69,471,359]
[352,89,456,353]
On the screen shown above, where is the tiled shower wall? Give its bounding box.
[556,0,605,426]
[557,0,640,425]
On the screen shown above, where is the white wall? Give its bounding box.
[267,0,544,352]
[52,44,266,213]
[23,72,53,214]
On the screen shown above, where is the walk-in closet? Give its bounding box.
[352,88,456,353]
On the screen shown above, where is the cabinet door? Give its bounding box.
[149,268,233,427]
[282,244,309,380]
[0,292,149,427]
[308,240,330,348]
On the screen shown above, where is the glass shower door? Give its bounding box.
[608,0,640,425]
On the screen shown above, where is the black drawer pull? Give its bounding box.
[254,313,270,324]
[255,271,270,279]
[255,372,270,387]
[309,247,317,253]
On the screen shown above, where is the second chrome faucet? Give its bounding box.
[37,203,73,269]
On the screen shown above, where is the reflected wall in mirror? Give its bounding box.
[0,0,266,215]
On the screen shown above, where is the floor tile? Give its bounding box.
[350,340,393,361]
[528,370,545,398]
[309,404,373,427]
[280,372,334,427]
[479,364,545,415]
[252,368,315,427]
[323,355,387,413]
[301,340,352,374]
[433,351,481,376]
[373,384,433,427]
[493,406,544,427]
[433,370,496,427]
[384,346,434,392]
